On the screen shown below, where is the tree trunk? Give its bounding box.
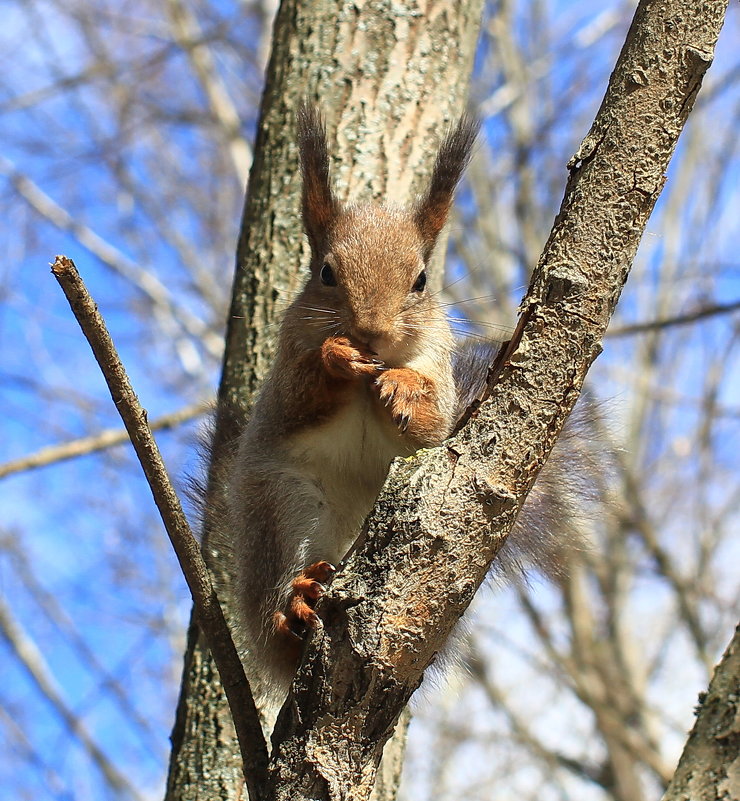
[661,624,740,801]
[165,2,484,799]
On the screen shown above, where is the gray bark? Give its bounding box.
[661,624,740,801]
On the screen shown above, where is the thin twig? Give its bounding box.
[0,156,223,363]
[50,255,268,801]
[2,535,167,757]
[165,0,252,185]
[0,598,144,801]
[0,402,207,480]
[607,298,740,337]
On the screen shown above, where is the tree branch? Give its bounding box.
[0,402,207,479]
[0,156,223,364]
[0,597,144,801]
[660,623,740,801]
[49,255,269,801]
[265,1,730,798]
[607,297,740,337]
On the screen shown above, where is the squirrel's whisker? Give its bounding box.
[446,318,513,332]
[431,295,500,309]
[293,305,339,318]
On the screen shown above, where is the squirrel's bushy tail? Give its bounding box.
[452,339,606,583]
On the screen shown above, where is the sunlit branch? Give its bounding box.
[0,402,208,480]
[165,0,253,185]
[50,255,268,801]
[0,157,222,365]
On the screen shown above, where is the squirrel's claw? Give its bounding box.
[274,611,306,640]
[304,560,336,582]
[275,561,335,641]
[322,337,384,378]
[374,368,445,443]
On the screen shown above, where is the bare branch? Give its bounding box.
[608,297,740,337]
[2,534,168,758]
[467,644,608,789]
[165,0,252,185]
[0,157,222,363]
[0,402,207,479]
[49,255,268,801]
[661,623,740,801]
[0,597,144,801]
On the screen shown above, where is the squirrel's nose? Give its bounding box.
[351,320,388,352]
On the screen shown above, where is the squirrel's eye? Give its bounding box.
[320,263,337,286]
[412,270,427,293]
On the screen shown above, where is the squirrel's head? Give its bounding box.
[295,105,478,363]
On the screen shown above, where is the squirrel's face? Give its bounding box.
[295,105,478,362]
[305,204,438,363]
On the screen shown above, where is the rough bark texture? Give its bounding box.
[264,1,730,798]
[165,2,484,799]
[368,710,411,801]
[661,624,740,801]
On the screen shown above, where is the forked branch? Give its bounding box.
[265,1,731,799]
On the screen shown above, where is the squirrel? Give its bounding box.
[213,106,593,722]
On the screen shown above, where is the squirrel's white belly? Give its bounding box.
[288,389,403,561]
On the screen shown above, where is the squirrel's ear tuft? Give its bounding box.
[297,103,338,255]
[415,114,480,259]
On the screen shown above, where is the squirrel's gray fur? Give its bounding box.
[194,108,600,729]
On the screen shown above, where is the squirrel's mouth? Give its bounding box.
[345,320,420,367]
[373,336,420,368]
[348,326,388,358]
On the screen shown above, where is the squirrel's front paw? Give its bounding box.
[375,369,444,442]
[274,560,336,639]
[322,336,383,380]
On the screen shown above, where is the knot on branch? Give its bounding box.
[542,266,588,311]
[473,474,517,512]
